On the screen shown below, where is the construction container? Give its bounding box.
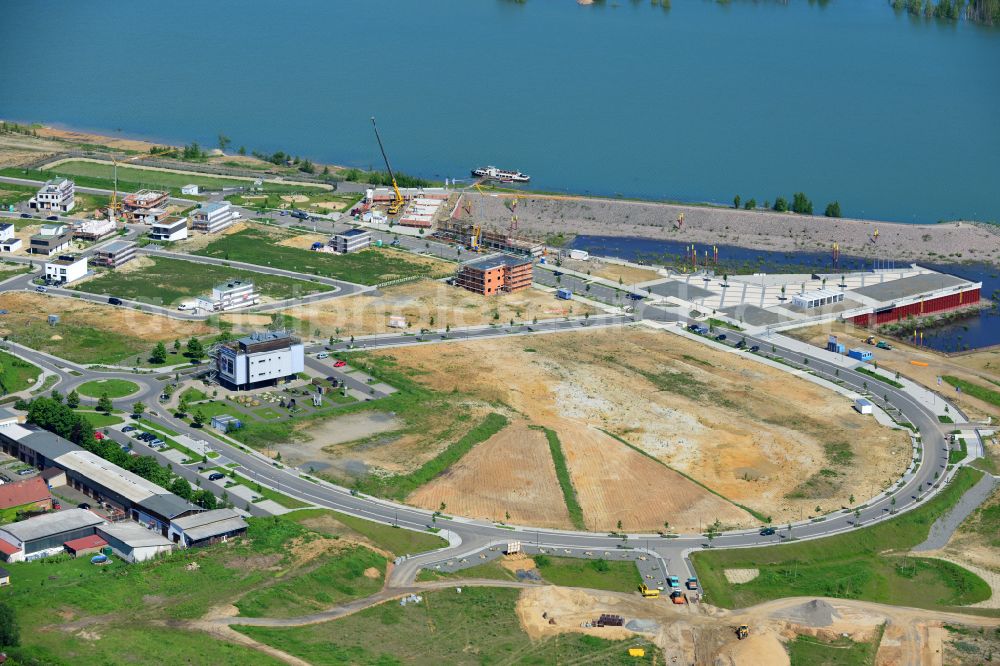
[848,348,873,362]
[556,288,573,300]
[854,398,873,415]
[628,648,646,657]
[375,239,383,247]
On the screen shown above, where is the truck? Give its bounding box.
[876,340,893,350]
[667,575,680,588]
[685,577,698,590]
[669,590,687,605]
[639,584,660,598]
[687,324,709,335]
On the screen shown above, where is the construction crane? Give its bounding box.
[507,195,519,240]
[370,116,404,216]
[107,158,121,223]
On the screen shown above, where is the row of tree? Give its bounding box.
[732,193,841,218]
[22,396,218,509]
[150,337,205,365]
[340,167,432,188]
[892,0,970,20]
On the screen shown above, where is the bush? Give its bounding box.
[773,196,788,212]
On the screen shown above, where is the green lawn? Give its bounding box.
[4,315,173,365]
[0,516,376,665]
[76,410,124,428]
[194,226,453,285]
[76,378,141,398]
[0,182,38,210]
[691,467,990,611]
[538,426,586,530]
[235,546,385,618]
[217,468,311,510]
[949,438,968,464]
[943,375,1000,408]
[786,631,882,666]
[0,349,41,394]
[288,508,446,557]
[74,256,331,306]
[535,555,643,593]
[235,587,662,665]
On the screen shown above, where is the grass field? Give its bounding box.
[944,375,1000,408]
[691,467,990,610]
[0,349,41,394]
[76,378,140,398]
[0,516,378,665]
[235,587,662,665]
[539,426,586,530]
[194,226,453,285]
[417,554,643,593]
[76,409,125,428]
[74,256,331,306]
[1,161,329,197]
[786,631,882,666]
[287,508,446,557]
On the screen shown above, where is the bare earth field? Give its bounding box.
[560,257,663,285]
[789,322,1000,421]
[370,326,908,529]
[468,191,1000,265]
[237,279,597,338]
[408,420,572,528]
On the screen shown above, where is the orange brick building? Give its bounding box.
[455,254,533,296]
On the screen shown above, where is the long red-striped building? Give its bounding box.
[848,272,981,327]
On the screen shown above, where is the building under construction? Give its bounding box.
[455,253,533,296]
[122,190,168,222]
[436,217,543,258]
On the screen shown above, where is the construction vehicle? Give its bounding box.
[865,336,877,345]
[685,577,699,590]
[667,575,680,588]
[639,584,660,598]
[370,116,405,216]
[470,225,482,252]
[669,590,686,605]
[736,625,750,640]
[876,340,893,350]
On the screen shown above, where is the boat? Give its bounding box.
[471,166,531,183]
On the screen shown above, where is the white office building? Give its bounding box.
[216,331,304,390]
[44,255,88,285]
[332,228,371,253]
[149,216,189,242]
[28,178,75,213]
[191,201,236,233]
[195,279,259,313]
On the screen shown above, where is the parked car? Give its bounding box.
[108,297,123,306]
[35,286,47,293]
[208,472,225,481]
[333,360,347,368]
[316,352,329,359]
[78,503,91,510]
[715,334,727,341]
[735,339,746,349]
[46,215,58,221]
[121,425,136,432]
[19,213,31,219]
[759,527,776,536]
[17,468,33,476]
[749,345,760,353]
[52,501,61,510]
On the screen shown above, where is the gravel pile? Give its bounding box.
[776,599,838,627]
[625,619,660,633]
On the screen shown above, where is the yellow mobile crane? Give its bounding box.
[371,116,404,216]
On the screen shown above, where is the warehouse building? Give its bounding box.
[0,508,103,562]
[92,240,137,269]
[96,522,174,563]
[332,228,371,253]
[149,215,189,242]
[0,477,52,519]
[216,331,304,390]
[168,508,247,548]
[191,201,237,233]
[44,254,88,285]
[28,178,75,213]
[455,254,533,296]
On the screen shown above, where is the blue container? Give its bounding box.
[848,348,873,361]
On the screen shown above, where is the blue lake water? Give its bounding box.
[569,233,1000,351]
[1,0,998,224]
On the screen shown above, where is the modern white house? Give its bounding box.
[28,178,75,213]
[44,254,88,285]
[216,331,304,390]
[332,228,371,254]
[92,240,137,268]
[181,184,200,195]
[0,223,14,243]
[195,279,259,313]
[149,215,189,242]
[29,223,72,255]
[191,201,237,233]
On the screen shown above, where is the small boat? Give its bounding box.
[471,166,531,183]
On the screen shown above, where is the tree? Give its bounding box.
[217,134,231,152]
[744,198,756,210]
[97,392,113,414]
[824,201,841,218]
[186,337,205,359]
[193,489,217,510]
[0,600,20,648]
[791,192,813,215]
[132,401,145,417]
[733,194,741,209]
[151,341,168,364]
[237,145,247,156]
[66,389,80,409]
[51,389,63,404]
[192,410,206,428]
[173,339,181,353]
[849,494,855,505]
[169,476,193,500]
[773,196,788,213]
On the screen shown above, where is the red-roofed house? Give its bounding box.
[0,477,52,521]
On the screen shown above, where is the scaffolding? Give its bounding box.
[435,217,543,257]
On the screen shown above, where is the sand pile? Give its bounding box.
[775,599,838,627]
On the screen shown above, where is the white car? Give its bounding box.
[316,352,329,359]
[177,302,194,311]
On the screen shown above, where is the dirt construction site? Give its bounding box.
[369,326,909,531]
[514,585,1000,665]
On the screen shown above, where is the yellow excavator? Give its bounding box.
[371,116,404,216]
[736,625,749,640]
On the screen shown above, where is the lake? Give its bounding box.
[0,0,998,224]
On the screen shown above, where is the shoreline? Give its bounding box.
[5,120,1000,267]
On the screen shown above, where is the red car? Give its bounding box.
[333,360,347,368]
